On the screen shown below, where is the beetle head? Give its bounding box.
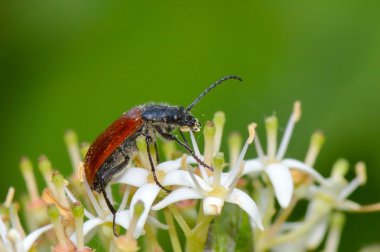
[176,106,201,132]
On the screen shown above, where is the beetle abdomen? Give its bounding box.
[84,107,144,186]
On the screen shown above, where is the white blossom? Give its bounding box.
[243,101,327,208]
[152,126,264,230]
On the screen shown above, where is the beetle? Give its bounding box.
[84,75,242,235]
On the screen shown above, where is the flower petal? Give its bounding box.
[242,159,264,175]
[0,218,9,245]
[266,163,294,208]
[106,210,131,230]
[203,196,224,215]
[130,183,161,238]
[162,170,212,191]
[116,168,149,187]
[157,156,199,173]
[70,218,104,244]
[282,159,327,184]
[226,188,264,230]
[152,187,202,210]
[157,160,181,172]
[23,224,53,251]
[189,131,209,181]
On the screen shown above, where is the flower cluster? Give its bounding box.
[1,102,379,252]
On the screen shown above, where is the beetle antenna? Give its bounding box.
[186,75,243,111]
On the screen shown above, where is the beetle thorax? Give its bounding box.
[141,104,200,133]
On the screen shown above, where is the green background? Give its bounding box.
[1,1,379,250]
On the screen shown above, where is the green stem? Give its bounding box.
[164,209,182,252]
[263,197,298,242]
[169,205,191,235]
[185,213,214,252]
[254,187,275,250]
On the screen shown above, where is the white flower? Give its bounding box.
[115,156,196,238]
[0,188,53,252]
[243,101,327,208]
[303,160,369,249]
[65,176,167,244]
[273,160,375,251]
[152,125,264,230]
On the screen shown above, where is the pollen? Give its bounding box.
[147,170,166,184]
[206,186,228,198]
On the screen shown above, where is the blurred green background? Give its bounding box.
[1,0,379,250]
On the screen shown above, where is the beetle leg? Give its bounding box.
[96,157,130,237]
[156,128,214,171]
[154,142,160,164]
[98,180,119,236]
[179,130,190,147]
[145,138,171,193]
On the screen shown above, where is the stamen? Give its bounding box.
[47,204,66,246]
[356,203,380,212]
[189,131,202,157]
[248,123,257,144]
[276,101,302,160]
[20,157,39,202]
[265,116,278,161]
[212,153,225,187]
[38,155,56,193]
[52,171,70,208]
[227,162,245,194]
[64,130,82,172]
[228,132,242,168]
[293,101,302,122]
[187,165,205,196]
[254,134,265,160]
[4,187,15,208]
[118,185,131,211]
[80,142,90,159]
[337,178,360,200]
[224,126,252,188]
[331,159,349,183]
[72,202,85,250]
[338,162,367,200]
[304,131,325,166]
[213,111,226,155]
[9,204,26,238]
[190,131,209,181]
[355,162,367,185]
[64,187,95,219]
[203,121,216,167]
[83,179,104,217]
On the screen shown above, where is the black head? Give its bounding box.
[175,106,201,132]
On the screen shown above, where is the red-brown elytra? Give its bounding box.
[84,75,242,235]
